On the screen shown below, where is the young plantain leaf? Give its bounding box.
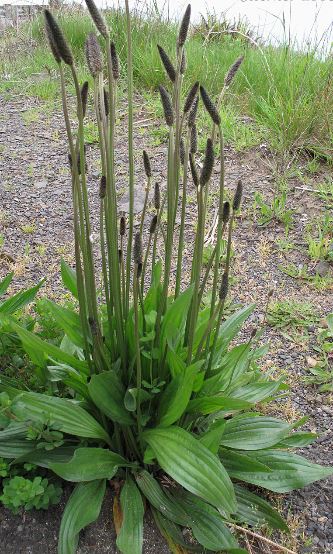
[88,372,134,425]
[223,449,333,492]
[117,476,144,554]
[43,299,84,348]
[11,392,111,444]
[0,279,44,315]
[135,470,188,526]
[220,415,291,450]
[0,438,37,458]
[61,258,78,299]
[142,426,237,515]
[161,286,194,351]
[58,479,105,554]
[230,380,283,403]
[158,364,198,427]
[187,396,252,415]
[0,272,14,297]
[233,484,289,532]
[199,420,226,454]
[50,447,135,482]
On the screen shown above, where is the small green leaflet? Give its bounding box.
[0,272,14,297]
[187,396,252,415]
[158,363,198,426]
[58,480,105,554]
[117,477,144,554]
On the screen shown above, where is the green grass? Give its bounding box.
[0,7,332,156]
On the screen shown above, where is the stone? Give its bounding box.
[315,260,332,277]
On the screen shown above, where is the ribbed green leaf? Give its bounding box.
[135,470,188,526]
[161,286,194,351]
[234,485,289,531]
[117,477,144,554]
[88,372,134,425]
[179,494,243,552]
[187,396,252,415]
[0,422,27,439]
[10,322,89,374]
[61,258,78,299]
[217,305,256,353]
[13,446,77,468]
[143,426,237,515]
[220,448,272,473]
[0,280,44,315]
[230,380,282,403]
[199,420,226,454]
[43,300,83,348]
[11,392,111,444]
[0,438,36,458]
[158,364,198,426]
[276,431,317,448]
[223,449,333,492]
[152,508,202,552]
[0,272,14,296]
[220,415,291,450]
[58,480,105,554]
[50,448,134,482]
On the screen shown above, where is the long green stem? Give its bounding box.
[124,0,135,319]
[133,266,142,449]
[175,126,190,298]
[140,176,151,234]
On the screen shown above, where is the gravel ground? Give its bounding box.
[0,91,332,553]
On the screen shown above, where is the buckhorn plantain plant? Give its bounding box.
[0,3,332,553]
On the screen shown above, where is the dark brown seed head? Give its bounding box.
[44,10,73,66]
[85,32,103,77]
[88,316,98,335]
[133,232,142,266]
[149,214,158,234]
[84,0,108,38]
[184,81,199,114]
[158,85,174,126]
[200,85,220,125]
[250,327,257,339]
[110,42,120,80]
[68,150,87,176]
[143,150,152,178]
[81,81,89,118]
[200,138,214,187]
[44,17,61,64]
[180,51,186,74]
[233,180,243,211]
[190,124,197,154]
[118,248,123,262]
[103,88,109,117]
[178,4,191,47]
[222,201,230,223]
[224,55,244,88]
[120,216,126,236]
[180,138,185,165]
[157,45,176,83]
[268,289,274,298]
[188,95,199,128]
[219,271,229,301]
[99,175,106,198]
[190,155,199,188]
[154,183,161,210]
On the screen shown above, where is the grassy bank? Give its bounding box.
[0,7,332,157]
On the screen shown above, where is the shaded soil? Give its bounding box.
[0,91,332,553]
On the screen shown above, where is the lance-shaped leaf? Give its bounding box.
[50,448,135,482]
[142,426,237,515]
[135,470,188,526]
[0,438,37,458]
[11,392,111,444]
[222,449,333,492]
[0,272,14,297]
[161,286,194,351]
[152,507,202,552]
[58,480,105,554]
[158,363,198,426]
[117,477,144,554]
[10,322,89,374]
[234,484,289,532]
[61,258,78,299]
[88,372,134,425]
[220,415,291,450]
[13,446,78,468]
[179,494,245,552]
[43,299,84,347]
[187,396,252,415]
[0,279,44,315]
[230,380,283,403]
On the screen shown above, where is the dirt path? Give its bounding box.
[0,91,332,553]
